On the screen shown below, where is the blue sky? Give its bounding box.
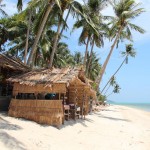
[1,0,150,103]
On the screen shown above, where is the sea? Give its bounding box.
[109,102,150,112]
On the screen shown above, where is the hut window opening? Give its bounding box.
[0,68,13,96]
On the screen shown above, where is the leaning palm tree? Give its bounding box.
[96,0,145,91]
[106,83,121,98]
[27,0,61,66]
[48,0,89,68]
[101,44,136,94]
[24,9,32,64]
[103,76,116,95]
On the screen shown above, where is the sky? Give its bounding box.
[1,0,150,103]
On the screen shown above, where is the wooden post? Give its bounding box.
[62,93,65,124]
[59,93,60,100]
[81,87,84,119]
[81,86,86,120]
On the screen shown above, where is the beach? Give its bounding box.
[0,105,150,150]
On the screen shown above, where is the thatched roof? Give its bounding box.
[0,54,29,71]
[8,67,97,99]
[7,67,89,87]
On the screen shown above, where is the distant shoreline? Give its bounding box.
[111,103,150,112]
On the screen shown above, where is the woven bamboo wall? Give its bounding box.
[68,84,90,115]
[8,99,63,126]
[13,83,66,96]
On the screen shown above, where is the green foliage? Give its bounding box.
[0,73,4,81]
[86,52,101,81]
[0,0,145,99]
[97,93,106,103]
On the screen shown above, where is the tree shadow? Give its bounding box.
[58,118,95,129]
[0,122,22,130]
[102,109,118,112]
[97,115,131,122]
[0,114,22,130]
[0,131,27,150]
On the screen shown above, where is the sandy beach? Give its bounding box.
[0,105,150,150]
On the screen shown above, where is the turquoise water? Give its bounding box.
[108,100,150,112]
[115,103,150,112]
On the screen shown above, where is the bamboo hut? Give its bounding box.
[0,54,29,110]
[7,67,96,126]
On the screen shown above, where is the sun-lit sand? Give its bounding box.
[0,105,150,150]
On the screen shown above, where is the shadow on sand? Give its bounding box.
[59,117,94,129]
[0,113,22,130]
[0,131,26,150]
[41,117,95,129]
[97,114,131,122]
[0,112,26,150]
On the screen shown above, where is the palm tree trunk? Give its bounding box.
[48,14,63,68]
[83,36,90,68]
[47,6,70,68]
[96,26,123,91]
[24,9,31,65]
[27,2,55,66]
[103,84,111,95]
[86,38,94,76]
[101,56,127,94]
[59,6,71,41]
[106,92,113,98]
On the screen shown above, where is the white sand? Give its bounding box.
[0,105,150,150]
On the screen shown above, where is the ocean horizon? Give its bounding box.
[110,102,150,112]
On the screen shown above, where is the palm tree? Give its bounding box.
[73,17,92,67]
[103,76,116,95]
[101,44,136,94]
[73,0,107,69]
[24,9,32,64]
[17,0,23,11]
[86,52,101,81]
[106,83,121,98]
[0,0,7,17]
[96,0,145,91]
[48,0,87,68]
[0,25,8,51]
[86,30,104,74]
[27,0,61,66]
[73,51,83,65]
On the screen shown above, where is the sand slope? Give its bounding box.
[0,105,150,150]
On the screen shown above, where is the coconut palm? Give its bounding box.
[96,0,145,91]
[0,25,8,51]
[101,44,136,94]
[73,0,107,69]
[17,0,23,11]
[86,29,104,74]
[0,0,7,17]
[73,51,83,65]
[103,76,116,95]
[27,0,61,66]
[48,0,89,68]
[86,51,101,81]
[24,9,32,64]
[106,83,121,98]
